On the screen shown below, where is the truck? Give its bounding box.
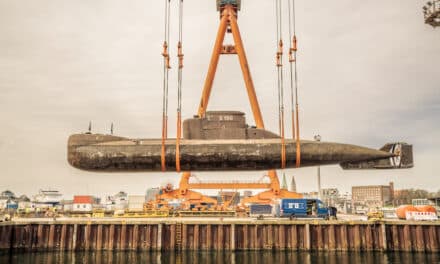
[277,199,337,220]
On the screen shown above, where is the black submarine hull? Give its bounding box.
[67,134,412,172]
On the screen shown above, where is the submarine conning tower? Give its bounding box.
[183,111,279,140]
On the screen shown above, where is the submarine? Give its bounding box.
[67,111,413,172]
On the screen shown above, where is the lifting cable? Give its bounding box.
[288,0,301,167]
[161,0,171,171]
[175,0,184,172]
[275,0,286,169]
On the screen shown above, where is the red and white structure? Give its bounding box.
[72,195,98,212]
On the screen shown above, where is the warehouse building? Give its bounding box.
[352,182,394,209]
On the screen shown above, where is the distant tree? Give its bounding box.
[393,189,431,205]
[432,190,440,198]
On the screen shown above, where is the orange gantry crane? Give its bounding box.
[155,0,302,208]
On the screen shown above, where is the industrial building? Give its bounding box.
[352,182,394,209]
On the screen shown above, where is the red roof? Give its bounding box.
[73,195,93,204]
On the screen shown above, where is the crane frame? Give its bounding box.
[155,3,302,208]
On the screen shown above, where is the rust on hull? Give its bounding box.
[67,133,410,172]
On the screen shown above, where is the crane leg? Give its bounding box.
[229,12,264,129]
[197,9,229,117]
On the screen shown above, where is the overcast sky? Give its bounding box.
[0,0,439,199]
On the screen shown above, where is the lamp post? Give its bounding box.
[314,135,322,200]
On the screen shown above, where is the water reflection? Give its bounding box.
[0,251,439,264]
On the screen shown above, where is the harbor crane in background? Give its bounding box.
[424,1,440,27]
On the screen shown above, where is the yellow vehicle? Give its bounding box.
[92,209,105,218]
[45,207,59,218]
[114,209,170,218]
[176,210,236,217]
[16,208,28,217]
[1,214,11,222]
[367,211,384,221]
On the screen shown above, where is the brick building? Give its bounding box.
[352,182,394,209]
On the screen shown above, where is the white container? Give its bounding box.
[405,211,438,221]
[128,195,146,211]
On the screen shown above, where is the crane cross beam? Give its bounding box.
[216,0,241,11]
[187,182,271,189]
